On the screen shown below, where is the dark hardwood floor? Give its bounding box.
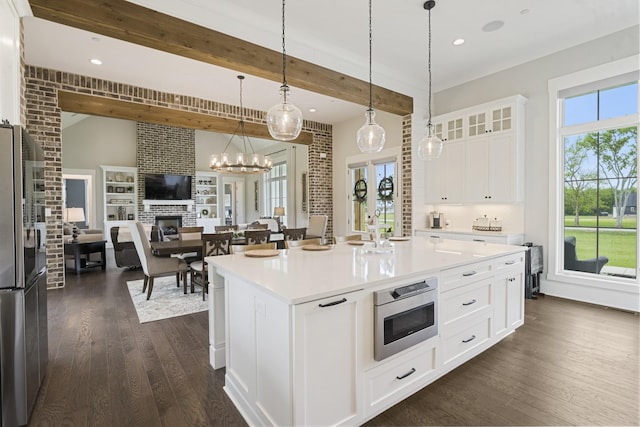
[30,251,639,426]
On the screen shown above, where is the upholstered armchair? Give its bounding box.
[110,226,141,269]
[564,236,609,274]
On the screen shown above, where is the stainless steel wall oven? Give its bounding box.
[374,277,438,361]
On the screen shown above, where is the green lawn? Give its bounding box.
[564,215,637,229]
[565,228,637,269]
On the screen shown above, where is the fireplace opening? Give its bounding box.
[155,215,182,237]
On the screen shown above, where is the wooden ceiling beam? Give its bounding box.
[30,0,413,117]
[57,91,315,145]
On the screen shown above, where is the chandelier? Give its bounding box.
[210,76,273,174]
[356,0,386,153]
[417,0,444,161]
[266,0,303,141]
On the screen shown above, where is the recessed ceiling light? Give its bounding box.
[452,38,465,46]
[482,20,504,32]
[91,36,100,42]
[90,58,102,65]
[520,9,530,15]
[309,108,317,113]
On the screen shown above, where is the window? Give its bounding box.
[348,158,398,236]
[264,161,287,220]
[550,58,639,289]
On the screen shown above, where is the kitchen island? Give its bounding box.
[206,237,526,426]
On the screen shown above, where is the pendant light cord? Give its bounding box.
[427,4,433,126]
[281,0,289,102]
[368,0,373,111]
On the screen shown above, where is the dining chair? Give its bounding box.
[333,234,362,244]
[176,226,204,264]
[215,224,238,232]
[285,238,321,249]
[231,242,277,254]
[283,227,307,241]
[307,215,328,242]
[190,232,234,300]
[129,221,189,300]
[244,229,271,245]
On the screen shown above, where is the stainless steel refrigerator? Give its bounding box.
[0,124,48,427]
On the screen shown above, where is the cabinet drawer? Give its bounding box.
[494,253,525,271]
[441,279,491,325]
[442,312,492,366]
[365,343,437,415]
[441,261,492,292]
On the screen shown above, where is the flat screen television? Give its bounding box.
[144,173,192,200]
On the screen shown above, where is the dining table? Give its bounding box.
[150,232,286,256]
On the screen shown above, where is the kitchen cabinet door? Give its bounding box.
[425,140,465,203]
[464,132,516,203]
[293,290,363,427]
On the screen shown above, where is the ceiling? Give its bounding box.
[23,0,639,125]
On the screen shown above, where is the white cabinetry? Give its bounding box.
[224,275,364,427]
[292,292,362,426]
[425,140,465,203]
[493,253,525,339]
[101,165,137,243]
[440,260,494,368]
[427,95,526,204]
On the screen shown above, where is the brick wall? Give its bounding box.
[402,114,413,236]
[136,123,197,225]
[24,66,337,288]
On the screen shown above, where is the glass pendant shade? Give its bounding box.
[267,86,303,141]
[417,123,443,160]
[357,109,386,153]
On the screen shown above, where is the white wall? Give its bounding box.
[332,109,403,236]
[432,25,640,310]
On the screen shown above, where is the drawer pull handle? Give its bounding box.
[473,239,485,242]
[318,298,347,308]
[462,299,477,306]
[462,271,477,277]
[462,335,476,343]
[505,260,515,265]
[396,368,416,380]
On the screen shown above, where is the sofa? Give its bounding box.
[63,222,104,243]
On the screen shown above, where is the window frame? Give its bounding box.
[548,55,640,293]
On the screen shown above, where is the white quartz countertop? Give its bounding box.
[207,237,525,305]
[415,228,524,237]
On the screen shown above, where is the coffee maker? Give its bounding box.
[428,211,444,229]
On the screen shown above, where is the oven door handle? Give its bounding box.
[318,297,347,308]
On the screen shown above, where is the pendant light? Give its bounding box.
[356,0,386,154]
[267,0,303,141]
[210,76,273,174]
[417,0,444,160]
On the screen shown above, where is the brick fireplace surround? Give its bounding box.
[22,66,413,289]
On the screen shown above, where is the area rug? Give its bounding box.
[126,276,208,323]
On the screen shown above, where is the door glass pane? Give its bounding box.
[375,162,395,235]
[350,166,368,232]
